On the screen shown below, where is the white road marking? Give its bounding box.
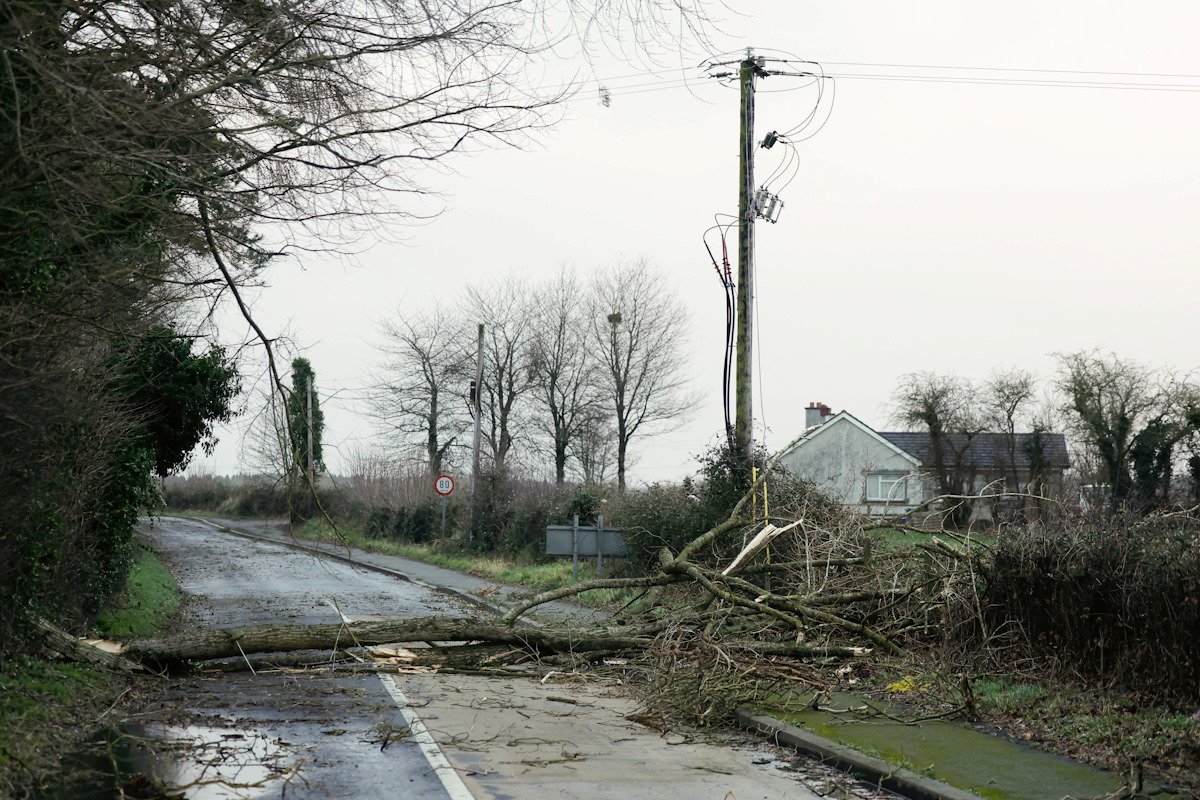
[378,674,475,800]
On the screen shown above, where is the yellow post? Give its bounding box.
[751,466,758,522]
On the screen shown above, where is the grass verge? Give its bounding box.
[971,675,1200,793]
[95,541,182,639]
[0,539,181,798]
[294,519,637,607]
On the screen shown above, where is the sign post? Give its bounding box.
[434,475,454,537]
[545,518,627,582]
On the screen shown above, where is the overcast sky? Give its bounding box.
[192,1,1200,484]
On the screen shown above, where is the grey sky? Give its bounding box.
[195,1,1200,483]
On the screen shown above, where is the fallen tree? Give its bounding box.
[102,469,986,681]
[39,445,1014,741]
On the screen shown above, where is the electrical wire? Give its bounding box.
[822,60,1200,81]
[822,72,1200,92]
[703,217,738,444]
[570,58,1200,105]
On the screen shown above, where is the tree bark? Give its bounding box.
[127,617,655,666]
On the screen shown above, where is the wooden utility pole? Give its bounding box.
[468,323,484,537]
[306,375,315,517]
[306,377,314,480]
[734,50,760,469]
[704,50,817,479]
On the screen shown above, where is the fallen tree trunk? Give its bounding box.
[127,617,657,665]
[121,615,871,669]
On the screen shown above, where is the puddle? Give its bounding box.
[761,693,1177,800]
[49,722,299,799]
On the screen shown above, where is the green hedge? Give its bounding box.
[983,517,1200,703]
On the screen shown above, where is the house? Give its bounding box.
[776,402,1070,521]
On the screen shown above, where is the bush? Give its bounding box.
[470,475,575,558]
[219,482,289,518]
[161,474,236,511]
[607,442,845,572]
[982,514,1200,703]
[606,483,720,571]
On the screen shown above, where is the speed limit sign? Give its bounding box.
[434,475,455,496]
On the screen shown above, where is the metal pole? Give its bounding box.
[596,514,604,578]
[735,50,758,474]
[571,513,580,583]
[468,323,484,537]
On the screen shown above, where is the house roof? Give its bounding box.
[781,411,922,467]
[877,431,1070,471]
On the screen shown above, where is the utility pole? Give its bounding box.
[468,323,484,537]
[734,49,760,471]
[304,376,314,489]
[306,375,315,517]
[704,49,810,480]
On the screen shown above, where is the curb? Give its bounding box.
[165,516,509,618]
[735,707,982,800]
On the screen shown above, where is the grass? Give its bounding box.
[0,539,180,797]
[95,542,182,638]
[0,656,122,797]
[294,518,637,606]
[973,674,1200,792]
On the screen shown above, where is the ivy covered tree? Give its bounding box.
[1055,350,1200,512]
[286,358,325,482]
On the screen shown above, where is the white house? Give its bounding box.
[777,402,1070,519]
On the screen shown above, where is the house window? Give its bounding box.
[866,473,908,503]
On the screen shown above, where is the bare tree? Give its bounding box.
[891,371,984,520]
[571,410,619,486]
[461,276,539,473]
[981,368,1038,490]
[372,305,472,478]
[528,268,601,484]
[589,259,696,491]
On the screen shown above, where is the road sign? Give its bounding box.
[434,475,455,496]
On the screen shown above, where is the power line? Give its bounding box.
[824,72,1200,92]
[561,61,1200,102]
[823,60,1200,81]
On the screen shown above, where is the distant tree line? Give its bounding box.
[369,260,697,492]
[892,350,1200,517]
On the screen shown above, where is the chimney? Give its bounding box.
[805,401,832,429]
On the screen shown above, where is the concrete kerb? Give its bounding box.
[735,707,983,800]
[171,515,977,800]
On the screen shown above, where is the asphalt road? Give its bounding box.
[129,517,872,799]
[138,517,474,799]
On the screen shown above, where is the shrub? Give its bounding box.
[982,514,1200,703]
[219,482,289,518]
[470,474,575,558]
[161,474,235,511]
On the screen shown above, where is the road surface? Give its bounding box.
[127,516,878,799]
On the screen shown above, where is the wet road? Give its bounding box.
[123,518,891,800]
[135,516,475,799]
[151,516,465,626]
